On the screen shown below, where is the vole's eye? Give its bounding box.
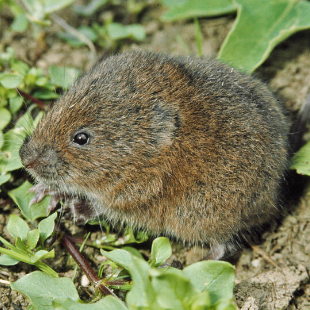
[73,133,89,145]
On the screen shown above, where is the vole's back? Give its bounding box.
[20,52,290,258]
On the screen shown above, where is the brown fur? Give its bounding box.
[19,51,290,257]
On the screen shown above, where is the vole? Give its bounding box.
[19,51,290,260]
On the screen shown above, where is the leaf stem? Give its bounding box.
[17,89,46,109]
[61,234,116,297]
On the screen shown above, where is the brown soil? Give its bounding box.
[1,4,310,310]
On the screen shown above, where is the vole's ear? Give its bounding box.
[150,100,181,147]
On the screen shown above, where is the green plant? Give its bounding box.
[5,234,236,309]
[4,0,76,37]
[0,47,79,188]
[0,213,57,277]
[290,141,310,176]
[161,0,310,73]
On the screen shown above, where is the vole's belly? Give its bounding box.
[86,183,279,247]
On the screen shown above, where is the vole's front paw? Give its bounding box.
[28,183,64,213]
[28,184,95,224]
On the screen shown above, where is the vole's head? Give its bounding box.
[19,52,184,197]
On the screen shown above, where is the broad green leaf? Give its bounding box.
[0,105,42,174]
[38,212,57,243]
[101,249,156,308]
[11,13,29,32]
[107,23,146,41]
[0,173,10,185]
[150,268,197,309]
[0,73,24,88]
[160,0,187,9]
[11,61,29,75]
[218,0,310,72]
[73,0,108,16]
[58,26,98,47]
[0,254,20,266]
[183,261,235,304]
[189,292,212,309]
[161,0,236,21]
[11,271,79,307]
[290,140,310,175]
[150,237,172,267]
[8,181,50,221]
[43,0,76,13]
[9,97,24,114]
[15,237,28,252]
[7,214,29,241]
[49,66,80,89]
[0,129,23,172]
[122,246,144,259]
[11,271,127,310]
[15,105,43,133]
[31,88,59,99]
[52,296,127,310]
[0,108,11,130]
[0,131,3,149]
[31,249,54,263]
[27,229,40,250]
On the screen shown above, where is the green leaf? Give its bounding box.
[290,140,310,175]
[7,214,29,241]
[11,61,29,75]
[183,260,235,304]
[101,249,155,308]
[73,0,108,16]
[11,271,79,305]
[107,23,146,41]
[11,13,29,32]
[14,105,43,133]
[0,105,42,174]
[9,96,24,114]
[160,0,236,21]
[122,246,144,259]
[194,17,203,57]
[0,73,24,88]
[0,108,11,130]
[31,88,59,99]
[38,212,57,243]
[159,0,187,9]
[0,254,20,266]
[150,268,197,309]
[27,229,40,250]
[43,0,76,14]
[58,26,98,47]
[0,131,3,149]
[0,173,10,185]
[11,271,127,310]
[0,129,23,173]
[15,237,28,252]
[49,66,80,89]
[52,296,128,310]
[31,249,54,263]
[8,181,50,221]
[150,237,172,267]
[218,0,310,72]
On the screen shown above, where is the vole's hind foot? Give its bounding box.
[63,198,93,224]
[202,243,226,260]
[28,183,64,213]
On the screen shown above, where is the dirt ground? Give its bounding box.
[0,4,310,310]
